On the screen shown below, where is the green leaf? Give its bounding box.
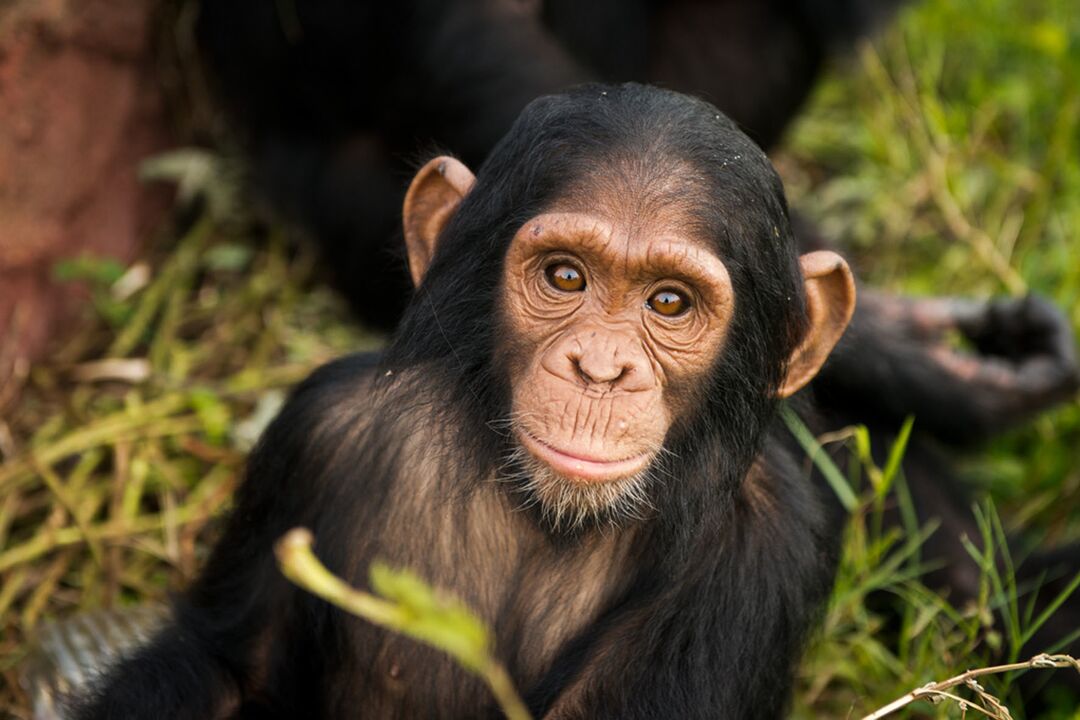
[1027,21,1068,58]
[53,255,126,285]
[204,243,255,272]
[369,563,491,673]
[188,388,231,445]
[852,425,873,468]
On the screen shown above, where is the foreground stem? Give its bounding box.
[274,528,532,720]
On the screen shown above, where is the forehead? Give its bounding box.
[535,157,718,257]
[555,154,708,228]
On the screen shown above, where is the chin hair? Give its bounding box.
[497,444,664,532]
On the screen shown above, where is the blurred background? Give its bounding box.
[0,0,1077,717]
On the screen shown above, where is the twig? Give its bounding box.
[0,501,220,573]
[0,394,192,492]
[923,151,1027,296]
[859,42,1027,296]
[31,457,105,569]
[861,653,1080,719]
[109,216,211,358]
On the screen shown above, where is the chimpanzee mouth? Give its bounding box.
[500,434,659,531]
[516,429,653,484]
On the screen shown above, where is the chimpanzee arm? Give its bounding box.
[814,291,1080,445]
[792,214,1080,444]
[74,355,380,719]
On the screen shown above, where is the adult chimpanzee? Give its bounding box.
[193,0,1078,454]
[76,84,1078,719]
[195,0,907,330]
[78,84,858,719]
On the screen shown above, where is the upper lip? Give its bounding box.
[530,436,637,463]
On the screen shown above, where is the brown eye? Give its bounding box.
[545,263,586,292]
[648,289,689,317]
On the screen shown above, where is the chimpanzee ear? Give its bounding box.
[402,156,476,287]
[777,251,856,398]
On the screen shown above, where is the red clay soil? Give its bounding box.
[0,0,173,411]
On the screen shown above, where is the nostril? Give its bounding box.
[572,357,595,385]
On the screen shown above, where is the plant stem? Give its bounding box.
[275,528,533,720]
[861,653,1080,719]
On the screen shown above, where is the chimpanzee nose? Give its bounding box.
[573,354,628,386]
[567,339,644,389]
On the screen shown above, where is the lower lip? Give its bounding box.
[516,431,651,484]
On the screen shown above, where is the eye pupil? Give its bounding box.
[545,263,585,292]
[649,290,688,316]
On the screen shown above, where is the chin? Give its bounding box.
[501,441,660,531]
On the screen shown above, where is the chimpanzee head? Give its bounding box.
[389,83,854,530]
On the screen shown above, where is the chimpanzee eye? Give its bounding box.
[545,263,586,292]
[647,289,689,317]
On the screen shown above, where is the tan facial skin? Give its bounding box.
[502,211,734,482]
[403,156,855,520]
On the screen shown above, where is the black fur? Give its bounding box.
[195,0,906,330]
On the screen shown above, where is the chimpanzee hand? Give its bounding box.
[817,291,1080,445]
[900,294,1078,409]
[934,294,1079,402]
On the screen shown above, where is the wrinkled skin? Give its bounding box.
[499,209,736,524]
[503,212,733,478]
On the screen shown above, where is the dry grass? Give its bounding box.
[0,195,375,714]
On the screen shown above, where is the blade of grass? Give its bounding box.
[780,403,859,512]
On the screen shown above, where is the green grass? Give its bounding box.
[780,0,1080,558]
[1,0,1078,717]
[779,0,1080,716]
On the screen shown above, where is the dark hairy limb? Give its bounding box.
[815,291,1079,446]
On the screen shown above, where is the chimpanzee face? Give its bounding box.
[400,147,852,528]
[498,201,735,517]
